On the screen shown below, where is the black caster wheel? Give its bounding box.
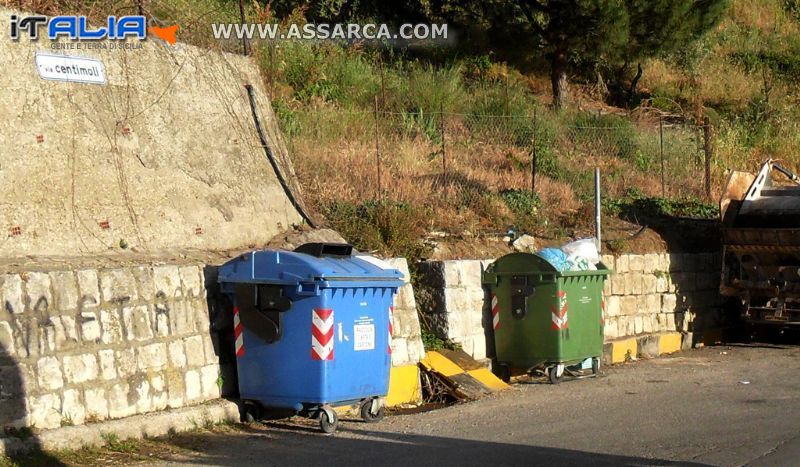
[591,357,600,376]
[548,364,565,384]
[359,398,385,423]
[319,406,338,434]
[494,363,511,383]
[243,401,262,423]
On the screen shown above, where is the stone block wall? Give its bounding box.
[417,252,725,362]
[0,264,220,431]
[415,260,494,361]
[602,252,725,342]
[385,259,425,366]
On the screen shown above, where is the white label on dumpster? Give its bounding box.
[354,324,375,351]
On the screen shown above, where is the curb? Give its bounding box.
[602,331,685,364]
[0,400,240,457]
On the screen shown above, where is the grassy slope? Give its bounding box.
[5,0,796,257]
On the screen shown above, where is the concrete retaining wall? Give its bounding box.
[416,252,726,362]
[0,7,303,258]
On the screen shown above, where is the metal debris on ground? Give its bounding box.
[419,349,508,403]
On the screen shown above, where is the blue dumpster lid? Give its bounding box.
[217,249,404,286]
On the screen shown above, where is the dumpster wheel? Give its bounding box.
[319,405,338,434]
[548,364,565,384]
[359,398,385,423]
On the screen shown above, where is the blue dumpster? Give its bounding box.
[218,243,403,433]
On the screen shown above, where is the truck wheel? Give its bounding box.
[548,364,565,384]
[319,406,338,434]
[359,398,385,423]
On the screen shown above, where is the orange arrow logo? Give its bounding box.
[149,24,179,45]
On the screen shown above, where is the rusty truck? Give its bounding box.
[720,159,800,327]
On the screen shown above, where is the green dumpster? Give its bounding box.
[482,252,610,383]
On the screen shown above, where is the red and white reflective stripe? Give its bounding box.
[601,297,606,325]
[491,294,500,330]
[551,291,568,330]
[388,305,394,354]
[233,306,245,357]
[311,308,334,361]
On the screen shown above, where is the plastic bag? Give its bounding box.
[560,238,600,265]
[537,248,569,271]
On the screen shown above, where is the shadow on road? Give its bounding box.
[159,424,710,467]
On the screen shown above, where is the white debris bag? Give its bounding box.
[560,238,600,265]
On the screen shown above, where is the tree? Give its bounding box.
[428,0,727,108]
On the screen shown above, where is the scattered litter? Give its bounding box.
[720,351,727,355]
[739,380,750,385]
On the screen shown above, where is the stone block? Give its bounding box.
[630,274,643,295]
[169,299,197,336]
[137,343,168,371]
[643,254,659,274]
[645,295,660,314]
[49,271,79,311]
[60,315,79,344]
[168,340,187,368]
[611,275,625,296]
[79,311,101,342]
[153,265,182,298]
[460,261,484,289]
[116,349,136,377]
[620,296,638,315]
[153,303,170,337]
[1,274,24,314]
[642,275,658,294]
[62,388,86,425]
[662,294,678,314]
[606,296,621,317]
[200,364,220,399]
[134,379,152,414]
[123,305,153,341]
[179,266,204,298]
[100,309,123,344]
[63,354,99,384]
[184,335,205,367]
[28,393,62,430]
[37,356,64,391]
[25,272,52,314]
[637,335,659,358]
[108,383,135,419]
[166,370,185,408]
[604,318,618,340]
[391,337,409,366]
[131,266,155,301]
[185,369,201,401]
[643,314,653,333]
[84,388,109,421]
[0,321,14,355]
[656,275,669,293]
[98,349,117,380]
[629,255,644,272]
[203,333,218,365]
[442,261,462,287]
[470,334,487,361]
[150,374,168,412]
[634,315,644,334]
[658,253,670,272]
[600,255,615,270]
[100,269,138,303]
[76,269,100,309]
[615,255,629,273]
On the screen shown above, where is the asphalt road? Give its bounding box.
[158,344,800,467]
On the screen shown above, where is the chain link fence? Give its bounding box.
[285,107,714,235]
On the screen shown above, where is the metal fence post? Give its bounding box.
[238,0,251,56]
[659,115,665,197]
[703,116,713,200]
[440,103,447,193]
[595,167,601,253]
[531,108,537,194]
[374,96,382,199]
